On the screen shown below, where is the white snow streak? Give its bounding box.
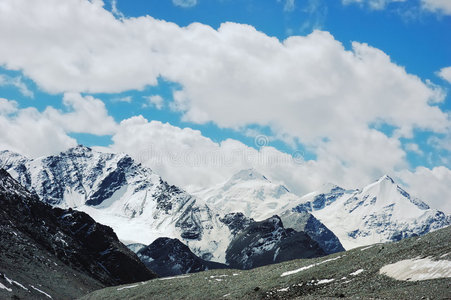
[30,285,52,298]
[317,278,335,284]
[0,282,12,292]
[159,275,190,281]
[350,269,364,276]
[117,284,139,291]
[281,255,343,277]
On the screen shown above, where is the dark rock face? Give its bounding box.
[226,215,325,270]
[220,212,254,236]
[281,210,345,254]
[136,238,228,277]
[294,186,345,212]
[0,169,157,288]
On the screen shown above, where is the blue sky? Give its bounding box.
[0,0,450,210]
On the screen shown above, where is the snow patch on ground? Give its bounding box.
[350,269,364,276]
[281,255,343,277]
[117,284,139,291]
[0,282,12,292]
[30,285,52,298]
[159,275,190,281]
[317,278,335,284]
[380,257,451,281]
[360,245,374,251]
[5,275,28,291]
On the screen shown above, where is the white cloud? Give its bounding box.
[398,166,451,213]
[45,93,117,135]
[0,74,34,98]
[112,95,132,103]
[342,0,406,10]
[0,98,77,157]
[0,0,450,211]
[405,143,423,155]
[422,0,451,15]
[437,66,451,84]
[0,94,116,157]
[0,98,18,115]
[111,0,125,19]
[143,95,164,109]
[172,0,198,8]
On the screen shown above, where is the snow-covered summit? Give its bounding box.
[194,169,296,221]
[291,174,450,249]
[227,168,270,183]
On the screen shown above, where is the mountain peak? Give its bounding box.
[376,174,395,184]
[64,145,93,155]
[318,182,344,194]
[229,168,270,182]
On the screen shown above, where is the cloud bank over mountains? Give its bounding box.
[0,0,449,212]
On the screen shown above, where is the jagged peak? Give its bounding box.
[0,149,28,160]
[376,174,395,184]
[318,182,344,194]
[63,145,93,155]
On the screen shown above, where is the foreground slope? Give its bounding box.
[81,225,451,300]
[0,169,156,299]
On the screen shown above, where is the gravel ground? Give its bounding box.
[80,226,451,300]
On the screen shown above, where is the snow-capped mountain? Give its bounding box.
[196,169,345,254]
[289,175,451,249]
[193,168,301,221]
[0,146,232,263]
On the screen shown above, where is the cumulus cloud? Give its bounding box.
[0,94,116,157]
[422,0,451,15]
[437,66,451,84]
[143,95,164,109]
[398,166,451,213]
[109,116,329,193]
[45,93,117,135]
[405,143,423,155]
[0,74,34,98]
[172,0,198,8]
[0,98,77,157]
[0,0,450,210]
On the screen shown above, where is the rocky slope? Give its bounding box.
[225,216,325,269]
[135,238,228,277]
[0,169,156,299]
[0,146,232,263]
[288,175,451,249]
[80,225,451,300]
